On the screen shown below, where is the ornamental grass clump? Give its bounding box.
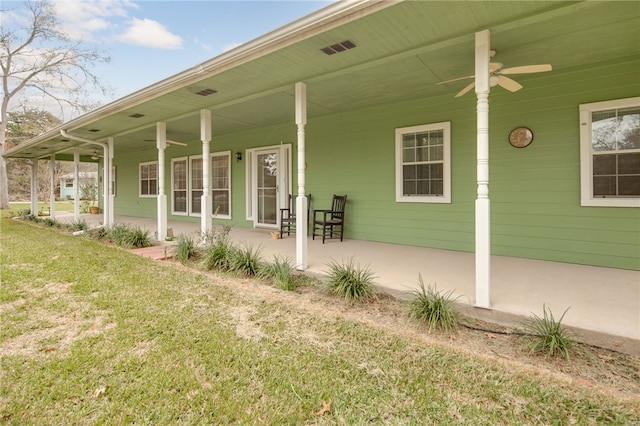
[121,226,151,248]
[229,244,262,277]
[407,275,459,332]
[107,223,151,248]
[258,255,296,291]
[201,226,234,271]
[176,234,197,264]
[325,258,376,302]
[523,304,576,360]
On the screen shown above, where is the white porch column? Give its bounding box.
[30,159,38,216]
[49,154,56,219]
[295,82,308,270]
[157,122,168,241]
[107,138,115,226]
[475,29,491,308]
[73,149,80,221]
[101,139,111,227]
[200,109,212,236]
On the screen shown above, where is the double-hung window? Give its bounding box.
[395,121,451,203]
[139,161,158,197]
[172,158,188,215]
[580,97,640,207]
[212,152,231,217]
[170,152,231,218]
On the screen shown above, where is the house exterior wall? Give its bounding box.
[112,56,640,271]
[59,177,96,200]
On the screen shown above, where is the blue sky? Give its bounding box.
[5,0,330,117]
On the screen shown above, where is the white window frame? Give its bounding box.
[579,97,640,208]
[170,153,232,219]
[139,161,158,198]
[245,144,292,223]
[64,179,74,188]
[211,151,232,220]
[395,121,451,203]
[171,157,188,216]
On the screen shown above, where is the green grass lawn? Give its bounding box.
[7,200,75,215]
[1,217,638,424]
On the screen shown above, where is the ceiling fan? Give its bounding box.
[438,51,552,97]
[143,139,189,147]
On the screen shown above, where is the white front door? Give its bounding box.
[249,145,290,228]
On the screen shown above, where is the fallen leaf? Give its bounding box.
[316,399,331,416]
[44,346,57,353]
[93,386,107,399]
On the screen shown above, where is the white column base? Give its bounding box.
[201,194,212,236]
[295,195,308,270]
[157,194,167,241]
[475,197,491,308]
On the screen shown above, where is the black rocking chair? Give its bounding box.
[280,194,311,238]
[312,194,347,243]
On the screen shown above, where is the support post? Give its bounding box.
[475,29,491,308]
[295,82,308,270]
[200,109,212,236]
[157,122,167,241]
[73,149,80,221]
[107,138,115,226]
[101,139,111,227]
[49,154,56,219]
[30,159,38,216]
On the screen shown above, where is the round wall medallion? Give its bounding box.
[509,127,533,148]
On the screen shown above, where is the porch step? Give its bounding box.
[129,244,176,260]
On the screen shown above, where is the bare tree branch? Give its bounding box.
[0,0,111,209]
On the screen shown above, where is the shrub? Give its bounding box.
[121,226,151,248]
[42,217,58,228]
[109,223,130,246]
[259,255,296,291]
[229,244,262,277]
[522,305,576,360]
[176,234,197,264]
[68,220,88,232]
[201,227,234,271]
[84,226,109,241]
[107,223,151,248]
[325,258,376,302]
[407,275,459,332]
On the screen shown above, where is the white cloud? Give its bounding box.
[52,0,137,41]
[117,18,183,49]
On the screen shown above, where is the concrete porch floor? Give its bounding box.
[56,212,639,354]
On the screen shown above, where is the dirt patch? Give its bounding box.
[0,282,114,357]
[188,268,640,399]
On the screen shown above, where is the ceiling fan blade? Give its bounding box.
[498,64,552,75]
[437,75,474,85]
[497,76,523,92]
[166,139,188,147]
[455,81,476,97]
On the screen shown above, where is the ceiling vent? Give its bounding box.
[321,40,356,55]
[195,88,217,96]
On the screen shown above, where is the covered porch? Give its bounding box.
[52,211,639,352]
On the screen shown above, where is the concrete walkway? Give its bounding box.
[54,212,639,354]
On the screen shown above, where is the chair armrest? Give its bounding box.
[314,209,335,222]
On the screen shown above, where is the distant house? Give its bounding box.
[5,1,639,339]
[59,172,97,200]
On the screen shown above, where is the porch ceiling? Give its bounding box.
[6,0,639,160]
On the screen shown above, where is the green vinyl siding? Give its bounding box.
[111,56,639,270]
[304,56,639,270]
